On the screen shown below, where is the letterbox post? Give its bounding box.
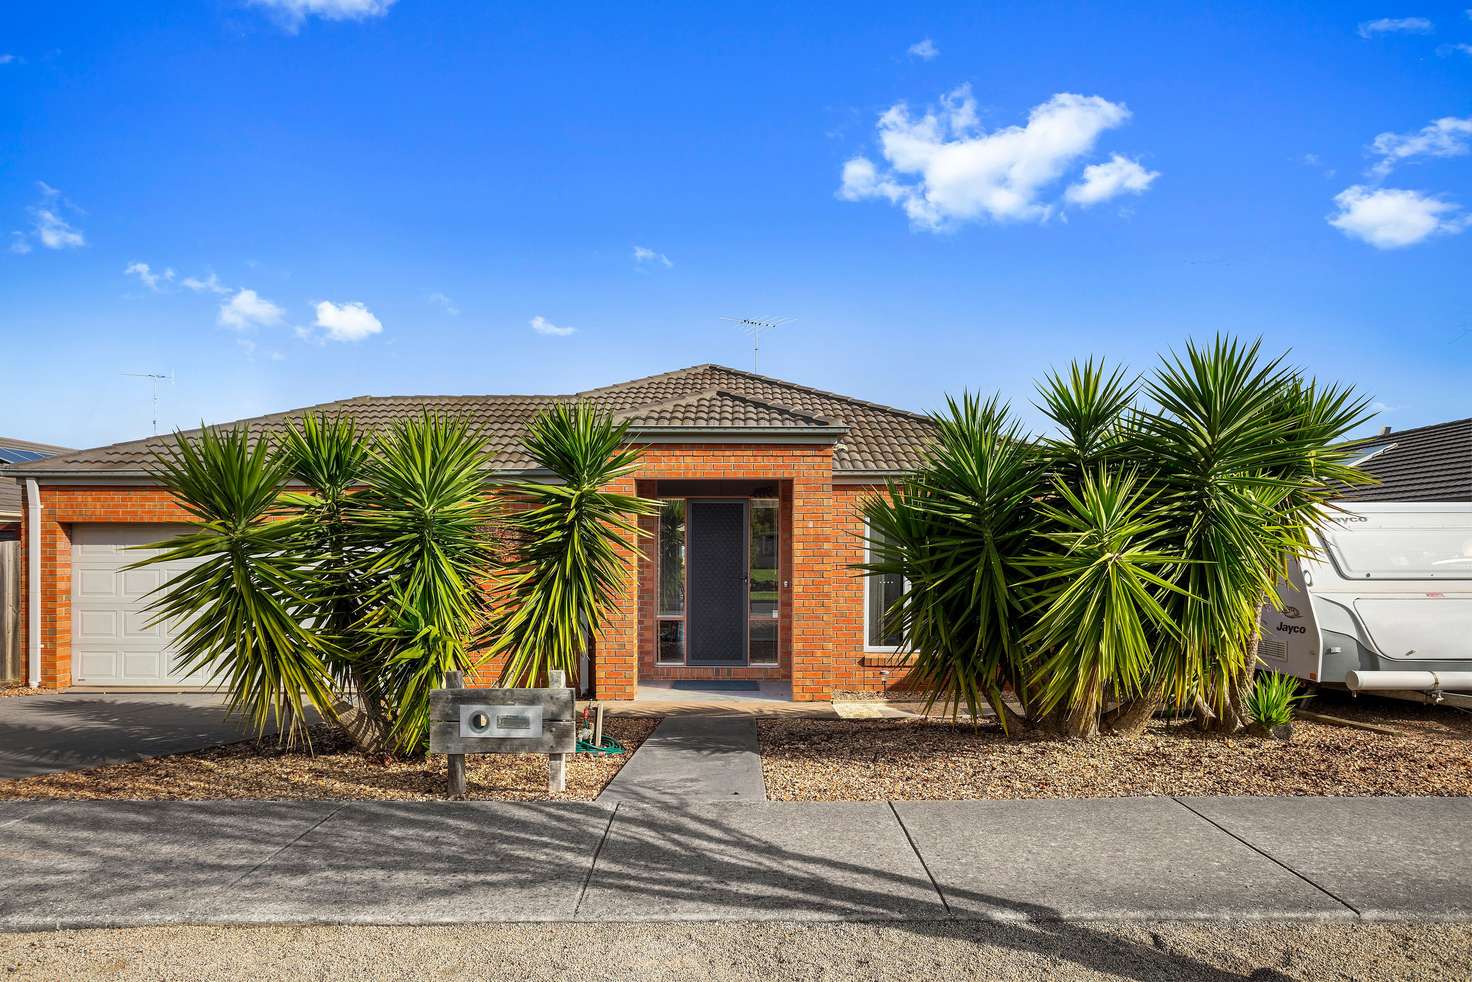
[444,669,466,798]
[548,670,567,792]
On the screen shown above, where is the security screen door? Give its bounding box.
[685,500,749,664]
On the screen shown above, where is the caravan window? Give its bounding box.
[1325,528,1472,580]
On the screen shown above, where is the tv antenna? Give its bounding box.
[123,372,172,434]
[720,316,794,372]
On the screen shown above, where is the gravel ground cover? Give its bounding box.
[761,693,1472,800]
[1,920,1467,981]
[0,685,45,698]
[0,716,658,801]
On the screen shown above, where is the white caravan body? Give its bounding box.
[1259,502,1472,688]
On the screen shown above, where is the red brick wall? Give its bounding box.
[19,486,192,689]
[21,463,910,699]
[830,483,914,694]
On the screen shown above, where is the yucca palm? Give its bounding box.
[1023,469,1186,738]
[352,414,499,753]
[486,403,659,689]
[869,340,1373,739]
[1034,359,1137,480]
[861,394,1044,728]
[277,412,382,743]
[1137,337,1371,730]
[135,425,337,746]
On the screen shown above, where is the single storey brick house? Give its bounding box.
[6,365,936,701]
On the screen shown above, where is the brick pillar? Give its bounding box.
[593,472,640,700]
[789,450,838,702]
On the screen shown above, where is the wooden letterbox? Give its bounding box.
[428,686,577,756]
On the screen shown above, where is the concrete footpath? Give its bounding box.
[1,795,1469,931]
[598,716,766,804]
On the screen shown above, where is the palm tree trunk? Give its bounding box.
[1064,668,1102,739]
[1104,685,1162,737]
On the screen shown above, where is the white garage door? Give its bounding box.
[71,524,211,687]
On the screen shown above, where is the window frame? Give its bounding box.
[655,499,689,664]
[862,521,909,653]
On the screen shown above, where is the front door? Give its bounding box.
[685,500,748,664]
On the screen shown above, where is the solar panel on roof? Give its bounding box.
[0,448,51,464]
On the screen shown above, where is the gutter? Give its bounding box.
[24,479,40,688]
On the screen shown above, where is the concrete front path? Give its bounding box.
[1,796,1469,931]
[0,693,256,781]
[598,715,767,805]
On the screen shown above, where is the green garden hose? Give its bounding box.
[576,736,625,755]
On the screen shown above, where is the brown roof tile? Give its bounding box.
[4,365,936,479]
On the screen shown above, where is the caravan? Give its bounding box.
[1261,502,1472,701]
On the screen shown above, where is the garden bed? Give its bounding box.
[760,693,1472,800]
[0,716,659,802]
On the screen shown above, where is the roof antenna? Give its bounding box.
[123,372,173,435]
[720,316,794,373]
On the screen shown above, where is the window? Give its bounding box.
[657,500,686,662]
[865,524,907,649]
[749,498,779,664]
[1325,528,1472,580]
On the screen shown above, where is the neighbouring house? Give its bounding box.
[4,365,935,700]
[1,437,72,683]
[1337,418,1472,502]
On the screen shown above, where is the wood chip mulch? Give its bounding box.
[0,716,659,802]
[760,693,1472,800]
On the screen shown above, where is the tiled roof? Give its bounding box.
[4,365,936,478]
[615,388,838,429]
[1338,418,1472,502]
[0,437,71,518]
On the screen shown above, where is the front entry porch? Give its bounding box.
[636,479,791,686]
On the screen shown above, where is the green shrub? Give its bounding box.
[1244,671,1308,728]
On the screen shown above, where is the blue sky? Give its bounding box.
[2,1,1470,449]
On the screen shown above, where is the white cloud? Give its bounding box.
[1064,154,1160,205]
[218,288,286,330]
[1358,16,1434,38]
[11,182,85,252]
[181,272,230,295]
[0,54,18,65]
[34,209,85,249]
[632,245,672,268]
[1449,42,1472,55]
[427,291,460,316]
[907,38,939,60]
[124,261,174,291]
[313,300,383,342]
[838,86,1144,228]
[1367,116,1472,177]
[1328,185,1469,248]
[247,0,396,30]
[530,315,575,337]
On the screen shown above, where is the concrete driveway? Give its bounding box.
[0,693,256,780]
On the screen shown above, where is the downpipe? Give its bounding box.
[25,479,41,688]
